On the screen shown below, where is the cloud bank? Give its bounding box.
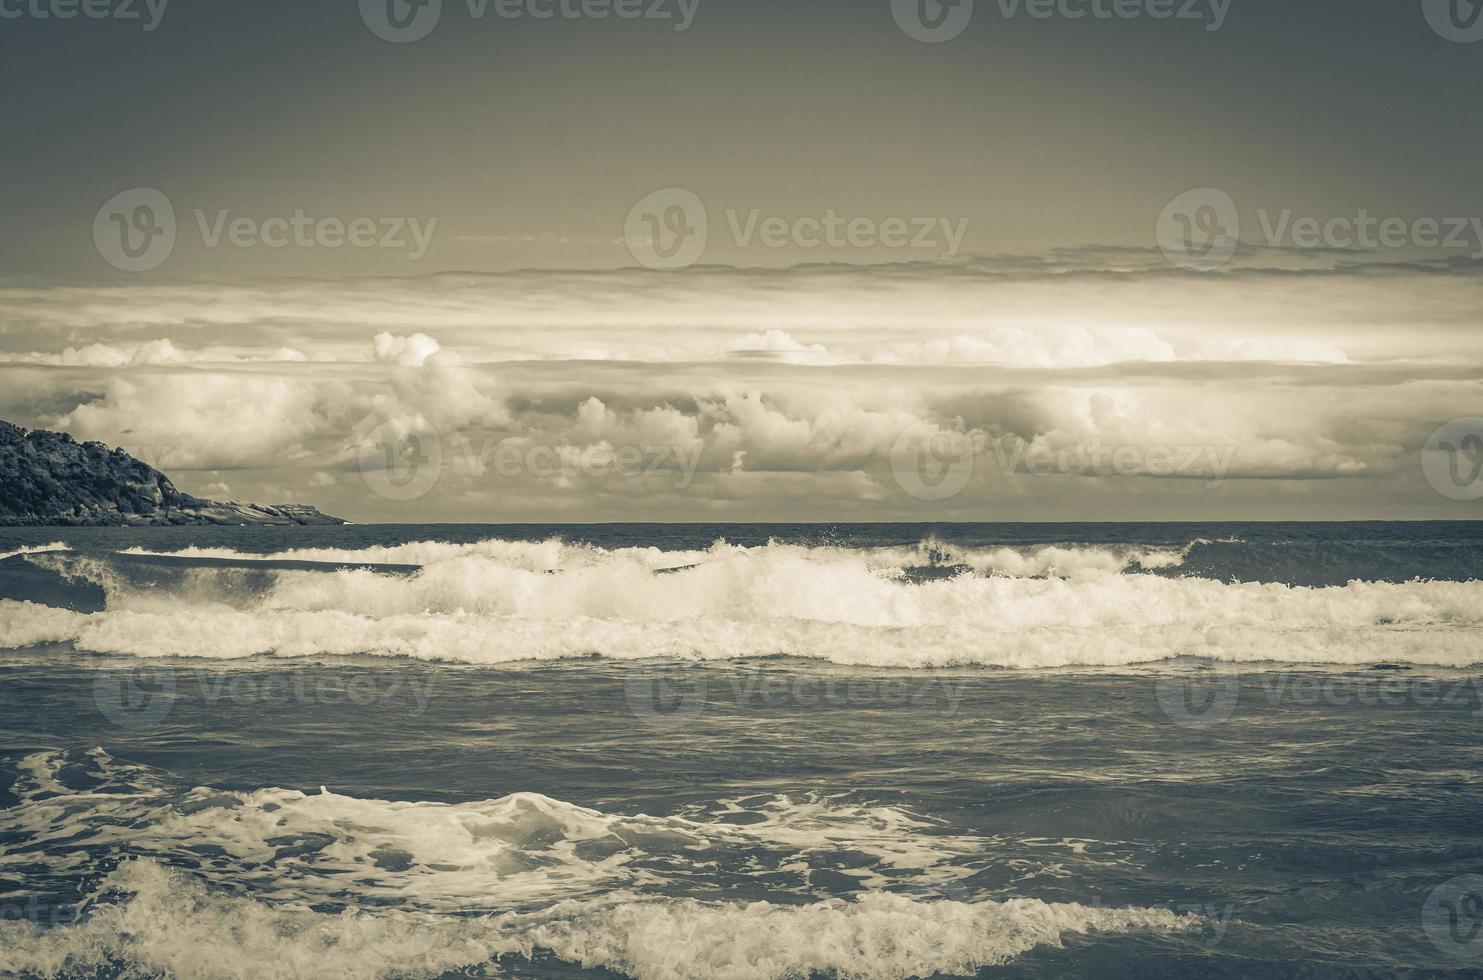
[1,250,1478,521]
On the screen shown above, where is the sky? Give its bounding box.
[1,0,1481,521]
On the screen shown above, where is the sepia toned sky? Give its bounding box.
[1,0,1480,521]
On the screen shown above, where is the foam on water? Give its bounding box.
[0,536,1480,666]
[0,750,1197,980]
[91,535,1196,580]
[0,859,1195,980]
[0,542,69,561]
[0,751,982,908]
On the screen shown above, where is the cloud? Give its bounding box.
[3,251,1480,371]
[0,340,309,367]
[372,332,445,368]
[2,251,1480,519]
[42,333,509,472]
[723,330,830,363]
[57,373,337,470]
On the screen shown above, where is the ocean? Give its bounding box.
[0,522,1480,979]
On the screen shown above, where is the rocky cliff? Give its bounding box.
[0,421,345,526]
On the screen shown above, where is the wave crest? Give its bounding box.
[1,538,1479,667]
[0,859,1196,980]
[0,750,1197,980]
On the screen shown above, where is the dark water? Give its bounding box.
[1,523,1481,978]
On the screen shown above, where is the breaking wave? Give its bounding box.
[0,537,1479,667]
[0,750,1196,980]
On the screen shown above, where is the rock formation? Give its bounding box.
[0,421,345,526]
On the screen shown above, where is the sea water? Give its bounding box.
[0,522,1480,978]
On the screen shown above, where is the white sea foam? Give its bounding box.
[0,859,1195,980]
[111,536,1193,578]
[0,541,69,561]
[0,751,1197,980]
[0,602,88,647]
[0,752,980,909]
[1,538,1478,667]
